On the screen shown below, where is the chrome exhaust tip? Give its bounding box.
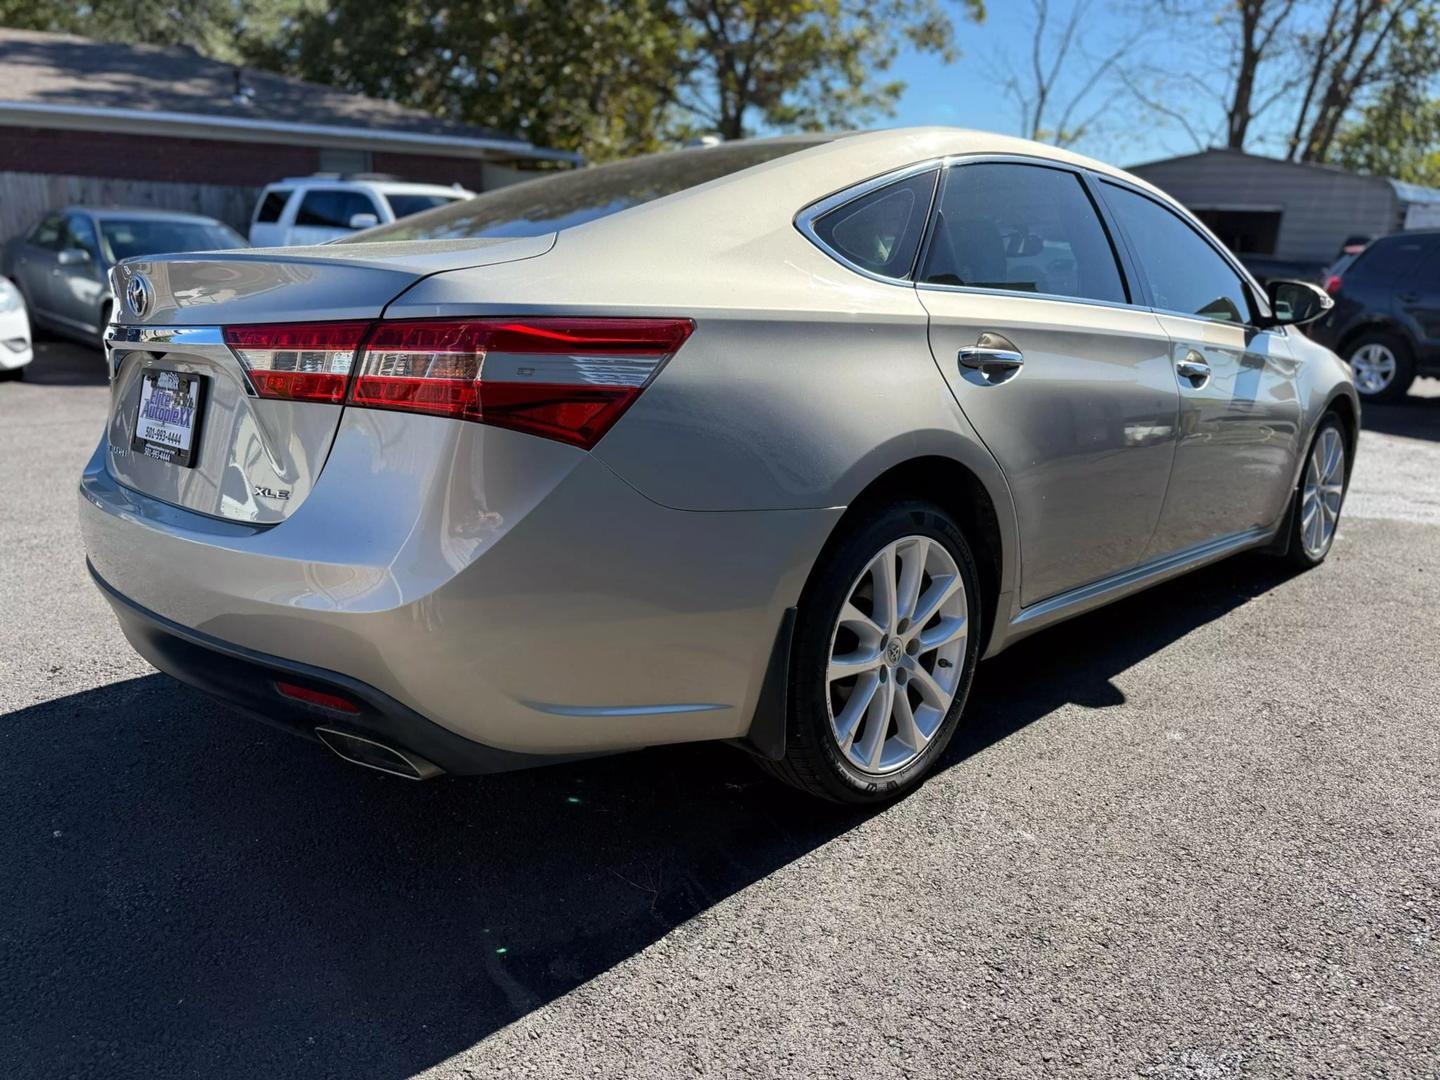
[314,727,443,780]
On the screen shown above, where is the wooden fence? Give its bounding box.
[0,172,256,245]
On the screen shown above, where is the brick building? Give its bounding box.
[0,28,577,242]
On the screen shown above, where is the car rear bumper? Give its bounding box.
[90,563,564,775]
[79,415,840,759]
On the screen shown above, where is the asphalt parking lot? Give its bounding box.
[1,338,1437,1079]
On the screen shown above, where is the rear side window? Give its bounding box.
[1101,182,1253,324]
[920,163,1127,304]
[810,171,937,279]
[255,190,291,224]
[295,190,380,229]
[1348,236,1433,286]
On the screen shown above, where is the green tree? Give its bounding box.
[2,0,983,159]
[669,0,984,141]
[0,0,298,63]
[1318,4,1440,180]
[251,0,984,158]
[1332,85,1440,184]
[249,0,687,161]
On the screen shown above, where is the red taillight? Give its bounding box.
[274,680,360,714]
[1324,275,1343,295]
[225,322,371,403]
[349,318,693,449]
[221,317,693,449]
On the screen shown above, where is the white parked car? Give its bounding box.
[247,177,474,246]
[0,275,33,381]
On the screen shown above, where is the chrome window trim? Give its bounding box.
[913,280,1141,316]
[794,150,1279,330]
[793,159,943,286]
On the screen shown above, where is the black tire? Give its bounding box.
[762,499,983,804]
[1345,330,1415,403]
[0,365,22,382]
[1284,413,1350,570]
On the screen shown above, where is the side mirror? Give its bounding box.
[56,247,92,267]
[1262,279,1333,327]
[348,212,380,230]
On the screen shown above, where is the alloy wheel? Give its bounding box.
[1350,343,1397,396]
[826,535,968,775]
[1300,426,1345,559]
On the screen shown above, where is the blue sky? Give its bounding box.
[883,4,1216,168]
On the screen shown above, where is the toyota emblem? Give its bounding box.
[125,273,153,319]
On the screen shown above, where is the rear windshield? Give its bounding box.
[101,220,246,261]
[385,193,464,219]
[346,139,829,243]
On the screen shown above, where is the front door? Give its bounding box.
[916,160,1179,606]
[52,213,107,335]
[1097,180,1303,558]
[290,189,382,246]
[14,212,64,321]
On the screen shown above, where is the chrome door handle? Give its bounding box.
[1175,353,1210,385]
[958,333,1024,371]
[958,346,1024,369]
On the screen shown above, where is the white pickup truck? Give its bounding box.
[248,176,473,246]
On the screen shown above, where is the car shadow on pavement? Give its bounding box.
[1360,383,1440,443]
[18,340,108,387]
[0,554,1297,1079]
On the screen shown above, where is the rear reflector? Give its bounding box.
[274,680,360,714]
[1324,275,1343,295]
[349,318,693,449]
[225,322,370,403]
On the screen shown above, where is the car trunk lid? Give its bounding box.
[104,235,553,524]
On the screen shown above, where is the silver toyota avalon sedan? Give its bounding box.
[81,128,1357,803]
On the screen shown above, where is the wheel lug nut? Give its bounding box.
[906,639,919,655]
[896,618,909,634]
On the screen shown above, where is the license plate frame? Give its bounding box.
[130,368,207,469]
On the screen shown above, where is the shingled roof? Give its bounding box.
[0,27,576,162]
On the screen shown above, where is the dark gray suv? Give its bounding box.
[1310,230,1440,402]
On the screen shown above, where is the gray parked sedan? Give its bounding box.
[1,208,244,345]
[81,129,1357,803]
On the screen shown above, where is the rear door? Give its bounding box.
[290,189,383,246]
[1392,234,1440,359]
[916,159,1179,606]
[249,187,293,246]
[1097,180,1302,559]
